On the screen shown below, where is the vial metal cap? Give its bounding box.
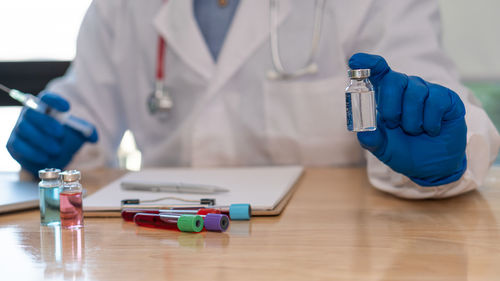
[60,170,81,182]
[348,69,371,79]
[38,168,61,180]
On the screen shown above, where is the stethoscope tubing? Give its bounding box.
[156,35,166,82]
[268,0,326,79]
[150,0,327,114]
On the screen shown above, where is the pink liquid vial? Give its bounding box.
[59,170,84,229]
[60,192,83,228]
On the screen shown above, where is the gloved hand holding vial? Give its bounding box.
[347,53,467,187]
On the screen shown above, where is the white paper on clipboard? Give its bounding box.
[84,166,303,216]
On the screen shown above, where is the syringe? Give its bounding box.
[0,83,94,138]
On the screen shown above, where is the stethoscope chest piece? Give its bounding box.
[150,28,172,117]
[148,81,173,116]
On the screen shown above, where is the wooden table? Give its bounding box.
[1,167,500,281]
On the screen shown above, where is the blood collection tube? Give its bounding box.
[121,208,220,221]
[163,212,229,232]
[134,213,204,233]
[122,203,251,220]
[130,211,229,232]
[172,204,250,220]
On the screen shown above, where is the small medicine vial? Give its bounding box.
[38,168,62,226]
[345,69,377,132]
[59,170,84,229]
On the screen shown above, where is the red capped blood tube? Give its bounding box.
[121,208,221,222]
[160,212,229,232]
[134,213,203,233]
[122,204,251,220]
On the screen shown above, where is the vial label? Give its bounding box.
[346,93,354,131]
[39,186,60,226]
[60,191,84,229]
[345,90,376,132]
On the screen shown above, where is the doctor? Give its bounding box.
[7,0,500,199]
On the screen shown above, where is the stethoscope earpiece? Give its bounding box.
[267,63,319,80]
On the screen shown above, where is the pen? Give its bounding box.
[120,181,230,194]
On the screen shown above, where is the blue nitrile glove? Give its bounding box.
[348,53,467,186]
[6,93,98,177]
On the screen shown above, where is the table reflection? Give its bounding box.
[134,226,232,250]
[40,225,85,280]
[228,221,251,237]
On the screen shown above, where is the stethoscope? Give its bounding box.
[148,0,326,115]
[148,34,173,115]
[267,0,326,80]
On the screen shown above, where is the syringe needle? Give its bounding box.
[0,83,94,138]
[0,83,12,94]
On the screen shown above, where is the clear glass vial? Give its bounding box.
[38,168,62,226]
[59,170,84,229]
[345,69,377,132]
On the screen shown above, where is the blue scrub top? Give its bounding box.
[193,0,241,61]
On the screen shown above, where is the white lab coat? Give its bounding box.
[47,0,500,199]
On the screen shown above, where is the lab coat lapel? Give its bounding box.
[153,0,215,81]
[211,0,291,92]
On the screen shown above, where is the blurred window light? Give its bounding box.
[439,0,500,163]
[118,130,142,171]
[0,0,91,61]
[439,0,500,81]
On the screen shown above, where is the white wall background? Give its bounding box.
[0,0,91,61]
[439,0,500,81]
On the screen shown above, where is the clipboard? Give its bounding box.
[83,166,304,217]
